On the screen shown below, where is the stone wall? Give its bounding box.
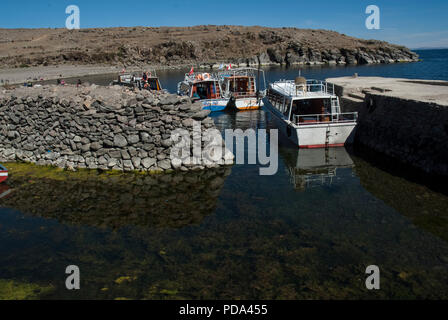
[355,93,448,177]
[0,85,233,172]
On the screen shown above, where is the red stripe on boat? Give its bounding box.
[299,143,345,149]
[0,165,8,184]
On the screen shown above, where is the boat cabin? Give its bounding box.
[178,73,222,100]
[219,68,265,99]
[266,79,356,125]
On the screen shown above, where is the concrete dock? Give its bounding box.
[326,76,448,177]
[327,76,448,108]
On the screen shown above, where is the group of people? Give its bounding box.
[56,77,82,87]
[136,71,154,90]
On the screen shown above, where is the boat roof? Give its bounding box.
[269,79,336,99]
[183,72,219,84]
[219,67,264,78]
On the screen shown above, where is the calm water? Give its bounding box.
[1,50,448,299]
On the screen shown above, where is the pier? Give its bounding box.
[327,76,448,177]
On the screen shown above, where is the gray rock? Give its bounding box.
[142,157,157,169]
[114,134,128,147]
[158,159,172,170]
[127,134,140,144]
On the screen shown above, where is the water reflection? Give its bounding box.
[0,166,231,229]
[281,147,354,191]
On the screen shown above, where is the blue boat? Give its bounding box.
[177,71,229,112]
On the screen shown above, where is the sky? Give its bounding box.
[0,0,447,49]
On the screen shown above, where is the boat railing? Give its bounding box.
[184,72,218,83]
[273,80,335,97]
[218,67,262,78]
[293,112,358,126]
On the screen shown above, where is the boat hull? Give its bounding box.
[264,99,356,148]
[0,171,8,184]
[201,99,229,112]
[234,97,263,110]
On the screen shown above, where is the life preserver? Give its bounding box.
[203,73,211,80]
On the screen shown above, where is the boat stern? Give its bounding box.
[0,165,8,184]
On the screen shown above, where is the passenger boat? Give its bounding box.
[264,78,357,148]
[111,71,163,91]
[177,72,229,112]
[0,164,8,184]
[218,67,266,111]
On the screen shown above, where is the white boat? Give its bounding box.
[264,78,357,148]
[218,67,266,110]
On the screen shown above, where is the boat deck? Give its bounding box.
[271,80,336,99]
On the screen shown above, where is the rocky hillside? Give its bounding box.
[0,25,418,68]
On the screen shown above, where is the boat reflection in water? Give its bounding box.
[282,147,354,191]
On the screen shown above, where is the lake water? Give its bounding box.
[0,50,447,299]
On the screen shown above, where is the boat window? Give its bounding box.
[227,76,255,96]
[192,81,218,99]
[291,98,332,124]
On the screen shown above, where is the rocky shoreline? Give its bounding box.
[0,84,234,172]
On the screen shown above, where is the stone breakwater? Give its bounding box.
[0,85,233,172]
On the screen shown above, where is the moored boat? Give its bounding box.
[219,67,266,111]
[111,70,163,91]
[264,77,357,148]
[177,71,229,112]
[0,164,8,184]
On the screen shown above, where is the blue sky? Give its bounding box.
[1,0,447,49]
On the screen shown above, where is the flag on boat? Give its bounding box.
[226,64,232,70]
[188,67,194,75]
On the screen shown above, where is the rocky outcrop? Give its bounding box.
[0,26,418,69]
[0,85,234,172]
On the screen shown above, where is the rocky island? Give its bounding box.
[0,26,418,70]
